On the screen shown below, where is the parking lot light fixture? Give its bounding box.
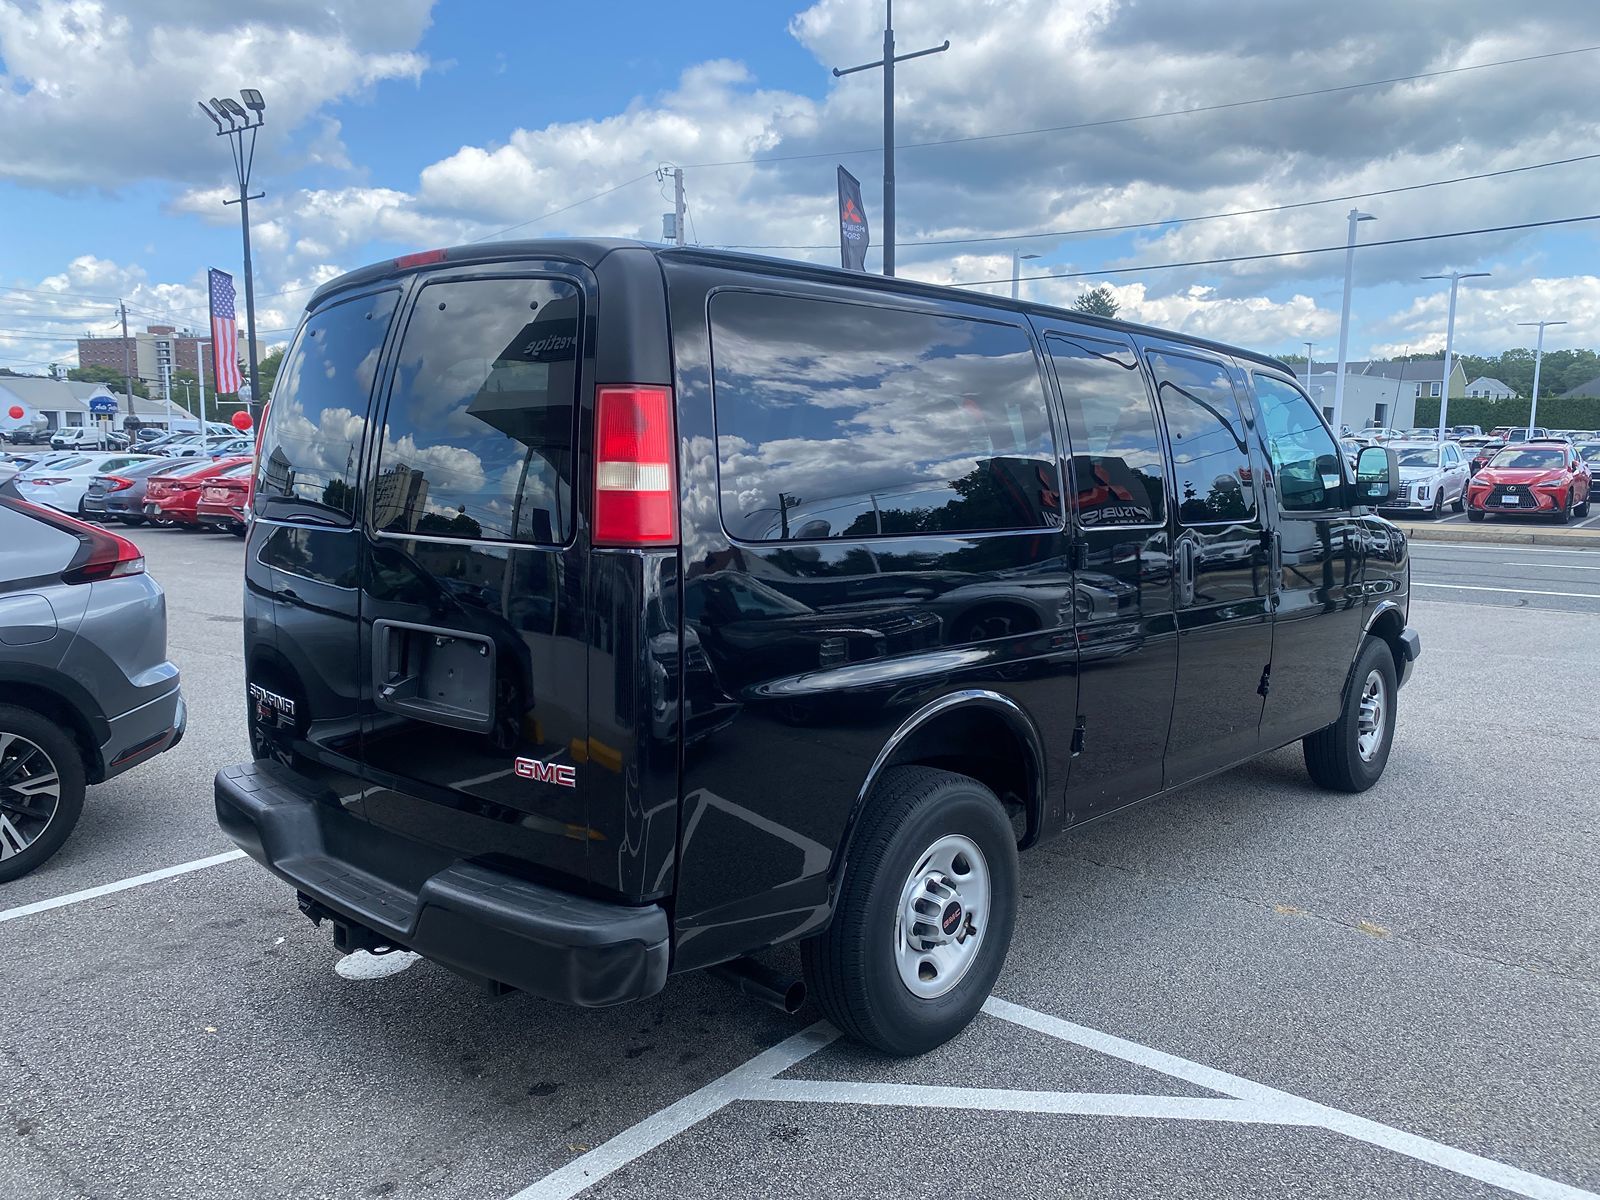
[1422,271,1490,441]
[1332,210,1376,437]
[1517,318,1567,436]
[196,90,266,428]
[1011,251,1039,301]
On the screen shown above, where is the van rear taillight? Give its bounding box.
[593,385,677,547]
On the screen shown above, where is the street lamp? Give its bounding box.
[1331,209,1376,436]
[1303,341,1316,393]
[1517,319,1567,436]
[1011,251,1039,301]
[1421,271,1491,440]
[197,90,266,427]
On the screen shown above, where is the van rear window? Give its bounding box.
[255,291,399,521]
[710,292,1060,542]
[372,277,580,544]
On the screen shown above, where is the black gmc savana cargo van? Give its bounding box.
[216,239,1419,1055]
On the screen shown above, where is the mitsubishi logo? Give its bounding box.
[841,197,865,225]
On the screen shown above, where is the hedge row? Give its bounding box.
[1412,395,1600,430]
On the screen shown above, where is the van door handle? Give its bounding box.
[1177,540,1196,606]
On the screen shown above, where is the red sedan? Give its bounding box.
[144,456,253,527]
[1467,443,1592,523]
[196,460,254,535]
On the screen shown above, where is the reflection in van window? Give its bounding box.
[374,278,580,544]
[1252,374,1344,512]
[711,293,1060,541]
[256,291,398,520]
[1147,352,1256,525]
[1046,334,1166,527]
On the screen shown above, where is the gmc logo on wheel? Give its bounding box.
[514,757,577,787]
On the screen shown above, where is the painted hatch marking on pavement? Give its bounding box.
[512,997,1600,1200]
[0,848,246,925]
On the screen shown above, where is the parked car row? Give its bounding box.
[0,448,254,534]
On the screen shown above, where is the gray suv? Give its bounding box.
[0,495,186,880]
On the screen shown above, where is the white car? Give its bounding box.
[1382,440,1471,517]
[13,452,162,516]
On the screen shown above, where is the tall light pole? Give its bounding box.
[1421,271,1490,440]
[198,89,266,426]
[1302,341,1316,392]
[1332,209,1376,435]
[1517,319,1567,436]
[832,1,950,277]
[1011,251,1039,301]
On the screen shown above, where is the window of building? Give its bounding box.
[1147,351,1256,525]
[1252,375,1344,512]
[255,290,399,522]
[711,292,1060,541]
[1046,333,1165,527]
[372,277,580,543]
[1429,382,1441,397]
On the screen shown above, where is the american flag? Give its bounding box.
[208,268,242,394]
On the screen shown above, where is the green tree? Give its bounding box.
[1072,286,1120,319]
[256,347,284,399]
[69,364,148,399]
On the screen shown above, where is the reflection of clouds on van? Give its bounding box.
[372,278,579,544]
[711,293,1060,544]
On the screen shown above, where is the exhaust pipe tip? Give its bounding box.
[710,957,807,1015]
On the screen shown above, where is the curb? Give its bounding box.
[1403,524,1600,548]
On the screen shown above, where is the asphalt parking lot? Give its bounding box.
[3,526,1598,1200]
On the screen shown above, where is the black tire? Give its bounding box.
[802,766,1019,1056]
[1303,636,1398,793]
[1430,490,1444,519]
[0,704,87,883]
[1554,493,1572,524]
[1467,508,1485,523]
[1451,484,1466,514]
[1579,493,1592,518]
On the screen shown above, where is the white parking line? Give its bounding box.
[0,849,245,925]
[511,996,1599,1200]
[1414,582,1600,600]
[1412,543,1598,555]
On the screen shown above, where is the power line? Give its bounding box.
[466,170,659,245]
[955,212,1600,287]
[719,150,1600,251]
[681,44,1600,170]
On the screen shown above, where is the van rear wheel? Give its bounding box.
[802,766,1018,1056]
[1303,636,1397,793]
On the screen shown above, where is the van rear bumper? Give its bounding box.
[214,760,670,1007]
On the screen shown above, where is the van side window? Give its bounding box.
[373,278,580,543]
[1147,351,1256,525]
[256,291,399,521]
[710,292,1060,542]
[1251,374,1345,513]
[1046,334,1166,527]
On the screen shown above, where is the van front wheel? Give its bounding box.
[1303,636,1398,793]
[802,766,1018,1056]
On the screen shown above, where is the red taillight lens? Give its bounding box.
[105,475,134,492]
[593,385,677,547]
[0,496,144,583]
[395,248,446,269]
[26,476,70,485]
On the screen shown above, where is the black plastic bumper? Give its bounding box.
[1397,626,1421,686]
[214,760,670,1007]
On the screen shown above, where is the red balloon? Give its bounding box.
[6,405,22,420]
[230,410,253,431]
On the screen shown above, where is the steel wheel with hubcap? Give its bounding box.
[1303,635,1399,793]
[804,765,1019,1056]
[0,706,86,883]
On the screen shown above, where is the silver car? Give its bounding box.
[1383,440,1471,517]
[0,496,186,880]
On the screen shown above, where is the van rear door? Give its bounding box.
[354,267,599,891]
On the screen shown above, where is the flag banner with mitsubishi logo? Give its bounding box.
[837,166,869,272]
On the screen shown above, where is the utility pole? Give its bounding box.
[1518,319,1567,435]
[198,91,267,426]
[674,168,686,247]
[1332,208,1375,436]
[119,301,135,423]
[832,1,949,276]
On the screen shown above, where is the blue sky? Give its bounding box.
[3,0,1598,374]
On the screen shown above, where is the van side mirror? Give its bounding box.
[1355,446,1398,505]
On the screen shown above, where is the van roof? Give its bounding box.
[309,238,1293,375]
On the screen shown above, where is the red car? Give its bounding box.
[144,456,253,527]
[1467,442,1592,523]
[196,460,255,535]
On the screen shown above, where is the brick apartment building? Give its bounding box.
[77,324,212,399]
